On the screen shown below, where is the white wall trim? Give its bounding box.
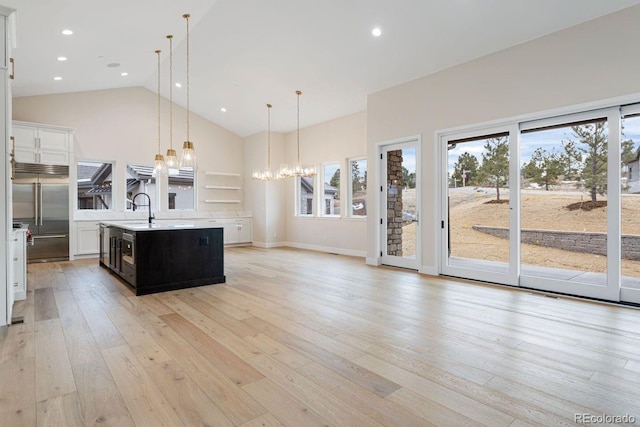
[284,241,366,258]
[419,265,438,276]
[251,241,287,249]
[366,257,381,266]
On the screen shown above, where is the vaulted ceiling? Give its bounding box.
[5,0,640,137]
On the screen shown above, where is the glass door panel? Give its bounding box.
[621,113,640,303]
[381,142,419,270]
[520,118,611,296]
[445,133,510,278]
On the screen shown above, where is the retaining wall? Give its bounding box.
[472,225,640,260]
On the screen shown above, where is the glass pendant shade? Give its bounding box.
[154,153,167,176]
[165,148,179,175]
[179,141,196,170]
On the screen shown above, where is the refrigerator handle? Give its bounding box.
[39,183,44,226]
[34,183,39,226]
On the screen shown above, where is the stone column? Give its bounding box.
[387,150,403,257]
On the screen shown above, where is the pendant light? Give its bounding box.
[252,104,274,181]
[278,90,315,179]
[179,13,197,170]
[165,34,179,175]
[153,50,167,176]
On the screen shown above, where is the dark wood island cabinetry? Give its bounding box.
[99,222,225,295]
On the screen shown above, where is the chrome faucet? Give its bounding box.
[132,193,154,224]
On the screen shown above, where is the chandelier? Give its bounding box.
[278,90,316,179]
[252,103,274,181]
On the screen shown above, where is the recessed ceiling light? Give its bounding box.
[372,27,382,37]
[61,29,73,36]
[53,76,62,81]
[220,107,227,113]
[106,62,120,68]
[120,72,128,76]
[57,56,67,62]
[175,82,182,88]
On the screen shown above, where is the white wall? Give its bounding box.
[243,130,287,247]
[366,5,640,270]
[283,111,367,256]
[12,86,245,216]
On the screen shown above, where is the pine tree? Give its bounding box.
[452,152,479,186]
[477,137,509,201]
[570,122,607,202]
[522,147,562,190]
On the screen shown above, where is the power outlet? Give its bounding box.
[199,236,209,246]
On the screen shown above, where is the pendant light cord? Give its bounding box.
[267,104,272,169]
[167,35,173,150]
[296,90,301,165]
[184,13,191,143]
[156,50,161,155]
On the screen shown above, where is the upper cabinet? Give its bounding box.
[12,121,73,165]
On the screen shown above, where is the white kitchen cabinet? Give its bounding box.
[75,221,100,256]
[11,228,27,301]
[2,6,16,326]
[206,218,252,245]
[12,121,72,165]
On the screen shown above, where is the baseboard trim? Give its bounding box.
[283,242,366,258]
[366,257,381,266]
[419,265,439,276]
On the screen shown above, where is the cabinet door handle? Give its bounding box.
[9,57,14,80]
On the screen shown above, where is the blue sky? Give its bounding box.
[447,116,640,175]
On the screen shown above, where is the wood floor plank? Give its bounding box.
[54,290,103,366]
[159,292,262,360]
[300,361,435,427]
[134,306,267,424]
[146,359,235,427]
[242,378,333,427]
[248,353,385,427]
[101,344,185,427]
[244,332,313,370]
[243,316,402,398]
[71,360,135,427]
[34,288,59,322]
[34,319,76,403]
[36,392,84,427]
[72,289,126,350]
[0,357,36,426]
[0,322,35,364]
[354,353,515,426]
[238,413,285,427]
[159,311,264,386]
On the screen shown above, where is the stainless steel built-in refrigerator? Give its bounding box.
[13,163,70,262]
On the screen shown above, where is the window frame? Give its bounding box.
[74,159,115,212]
[347,156,368,218]
[319,161,342,218]
[295,174,316,218]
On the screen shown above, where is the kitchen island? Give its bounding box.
[99,221,225,295]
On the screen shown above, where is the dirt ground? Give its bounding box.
[447,189,640,276]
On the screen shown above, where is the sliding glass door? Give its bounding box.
[441,127,518,285]
[440,106,638,302]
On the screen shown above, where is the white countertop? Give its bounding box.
[100,220,224,232]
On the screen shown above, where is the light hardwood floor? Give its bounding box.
[2,246,640,426]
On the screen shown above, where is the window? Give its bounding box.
[348,158,367,217]
[76,161,113,210]
[125,164,158,211]
[297,175,315,216]
[167,169,195,210]
[321,162,340,216]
